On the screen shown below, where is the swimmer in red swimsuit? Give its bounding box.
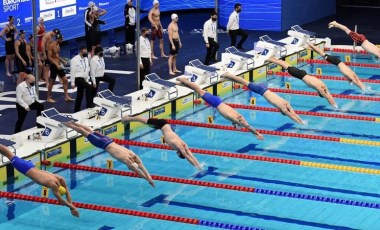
[328,21,380,59]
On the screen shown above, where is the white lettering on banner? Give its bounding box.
[24,16,33,23]
[62,5,76,17]
[40,10,55,21]
[78,6,87,11]
[98,2,109,6]
[40,0,76,11]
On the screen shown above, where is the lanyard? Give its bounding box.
[144,38,150,48]
[27,86,35,100]
[98,58,104,68]
[80,59,86,69]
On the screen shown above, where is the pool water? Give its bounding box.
[2,56,380,230]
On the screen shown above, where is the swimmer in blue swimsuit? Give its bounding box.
[221,72,305,124]
[268,56,337,108]
[122,116,203,170]
[306,41,365,91]
[176,77,264,140]
[0,144,79,217]
[63,121,155,187]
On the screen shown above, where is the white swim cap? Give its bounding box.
[153,0,159,5]
[38,17,44,23]
[171,13,178,20]
[88,1,95,7]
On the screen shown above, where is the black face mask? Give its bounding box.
[82,52,88,57]
[29,82,35,87]
[237,9,242,13]
[144,33,150,38]
[212,17,217,22]
[99,52,104,57]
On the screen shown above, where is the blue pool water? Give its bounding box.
[2,58,380,230]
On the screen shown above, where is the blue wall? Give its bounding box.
[281,0,336,30]
[219,0,282,31]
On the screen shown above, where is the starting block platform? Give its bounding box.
[94,89,132,120]
[287,25,316,47]
[222,47,255,73]
[37,108,78,140]
[142,73,178,102]
[256,35,288,58]
[185,59,219,85]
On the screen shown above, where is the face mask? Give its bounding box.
[212,17,217,22]
[29,82,35,87]
[82,52,88,57]
[237,9,242,13]
[144,33,150,38]
[99,52,104,57]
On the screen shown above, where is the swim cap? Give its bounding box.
[171,13,178,20]
[53,28,60,34]
[38,17,44,23]
[88,1,95,7]
[58,186,66,195]
[19,30,25,35]
[56,33,64,40]
[8,16,13,21]
[153,0,159,5]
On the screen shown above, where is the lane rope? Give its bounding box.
[113,139,380,175]
[299,58,380,68]
[43,162,380,210]
[165,119,380,147]
[0,191,261,230]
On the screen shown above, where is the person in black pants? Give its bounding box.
[124,0,136,46]
[203,11,219,65]
[226,3,248,49]
[139,27,152,89]
[90,46,115,97]
[70,47,93,112]
[15,74,44,133]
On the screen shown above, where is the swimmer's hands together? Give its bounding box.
[70,207,80,217]
[255,132,265,140]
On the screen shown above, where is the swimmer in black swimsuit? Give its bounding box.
[63,121,155,187]
[328,21,380,59]
[306,41,365,91]
[122,116,203,170]
[0,144,79,217]
[0,16,17,76]
[221,72,305,124]
[268,56,337,108]
[176,77,264,140]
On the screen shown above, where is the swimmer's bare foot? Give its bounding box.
[152,55,158,60]
[328,21,337,29]
[169,71,176,75]
[174,70,182,73]
[65,97,75,102]
[47,98,56,103]
[5,72,11,77]
[161,54,168,58]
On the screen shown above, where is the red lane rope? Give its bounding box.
[299,59,380,68]
[325,48,368,54]
[268,88,380,101]
[0,191,199,224]
[274,71,380,84]
[166,119,340,142]
[112,139,301,166]
[52,162,255,192]
[225,103,376,122]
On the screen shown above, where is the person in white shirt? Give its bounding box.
[70,46,93,112]
[203,11,219,65]
[226,3,248,50]
[124,0,136,46]
[15,74,44,133]
[90,46,115,97]
[139,27,152,89]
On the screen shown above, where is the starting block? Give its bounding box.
[142,73,178,102]
[256,35,288,57]
[184,59,219,85]
[222,47,255,73]
[36,108,78,140]
[93,89,132,119]
[0,138,16,163]
[287,25,316,47]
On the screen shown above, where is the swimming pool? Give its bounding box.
[1,53,380,230]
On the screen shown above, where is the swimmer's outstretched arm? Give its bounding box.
[121,115,148,124]
[51,188,79,217]
[221,72,249,86]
